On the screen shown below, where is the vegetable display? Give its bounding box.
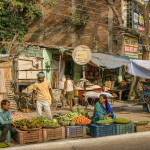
[71,105,88,116]
[114,118,131,124]
[72,116,91,124]
[14,117,42,129]
[133,121,149,126]
[96,120,114,124]
[12,115,28,122]
[58,112,78,126]
[37,116,60,127]
[0,143,8,148]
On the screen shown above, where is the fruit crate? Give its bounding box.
[135,124,150,132]
[15,129,43,144]
[43,127,65,141]
[65,126,86,138]
[89,124,116,137]
[116,123,135,135]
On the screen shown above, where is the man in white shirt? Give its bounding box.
[64,75,76,108]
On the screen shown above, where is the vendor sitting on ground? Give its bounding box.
[0,100,16,143]
[92,94,116,123]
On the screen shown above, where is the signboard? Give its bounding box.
[133,11,139,30]
[72,45,92,65]
[76,51,87,60]
[138,13,145,32]
[133,11,145,32]
[124,36,138,59]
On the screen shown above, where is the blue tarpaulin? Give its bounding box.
[127,60,150,79]
[91,53,133,69]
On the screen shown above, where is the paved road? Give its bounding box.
[5,131,150,150]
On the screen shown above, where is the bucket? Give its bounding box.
[62,99,67,106]
[143,103,148,112]
[73,96,79,106]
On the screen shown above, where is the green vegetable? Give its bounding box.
[37,116,60,127]
[0,143,8,148]
[70,121,75,126]
[114,118,131,123]
[133,121,149,124]
[97,120,114,124]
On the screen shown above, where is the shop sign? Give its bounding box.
[76,51,87,60]
[138,13,145,32]
[133,11,139,30]
[72,45,92,65]
[133,11,145,32]
[124,52,138,59]
[124,36,138,59]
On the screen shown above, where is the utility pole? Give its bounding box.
[108,0,113,53]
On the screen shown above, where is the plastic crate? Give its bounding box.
[89,124,116,137]
[65,126,86,138]
[0,130,11,143]
[142,82,150,92]
[43,127,65,141]
[116,123,135,135]
[15,129,43,144]
[143,103,149,112]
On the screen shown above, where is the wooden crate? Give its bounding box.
[135,124,150,132]
[43,127,65,141]
[65,126,86,138]
[15,129,43,144]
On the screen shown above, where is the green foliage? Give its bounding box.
[45,61,52,69]
[42,1,54,7]
[64,3,89,30]
[131,90,136,97]
[0,0,54,42]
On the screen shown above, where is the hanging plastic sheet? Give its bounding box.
[127,60,150,79]
[90,53,132,68]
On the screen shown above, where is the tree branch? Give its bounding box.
[106,0,123,27]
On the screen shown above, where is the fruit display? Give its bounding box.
[14,117,42,129]
[58,112,79,126]
[12,115,28,122]
[114,118,131,124]
[22,109,30,113]
[37,116,60,127]
[72,116,91,124]
[71,105,88,116]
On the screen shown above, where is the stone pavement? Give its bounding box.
[5,131,150,150]
[15,100,150,122]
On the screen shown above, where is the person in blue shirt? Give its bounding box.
[0,100,16,143]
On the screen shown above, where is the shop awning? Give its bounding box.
[91,53,133,69]
[127,60,150,79]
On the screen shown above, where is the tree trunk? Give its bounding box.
[128,76,136,98]
[142,0,150,59]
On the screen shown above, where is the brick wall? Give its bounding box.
[23,0,122,54]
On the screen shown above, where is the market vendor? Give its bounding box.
[0,100,16,143]
[92,94,116,123]
[32,72,54,119]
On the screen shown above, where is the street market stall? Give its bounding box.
[85,53,133,100]
[127,60,150,111]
